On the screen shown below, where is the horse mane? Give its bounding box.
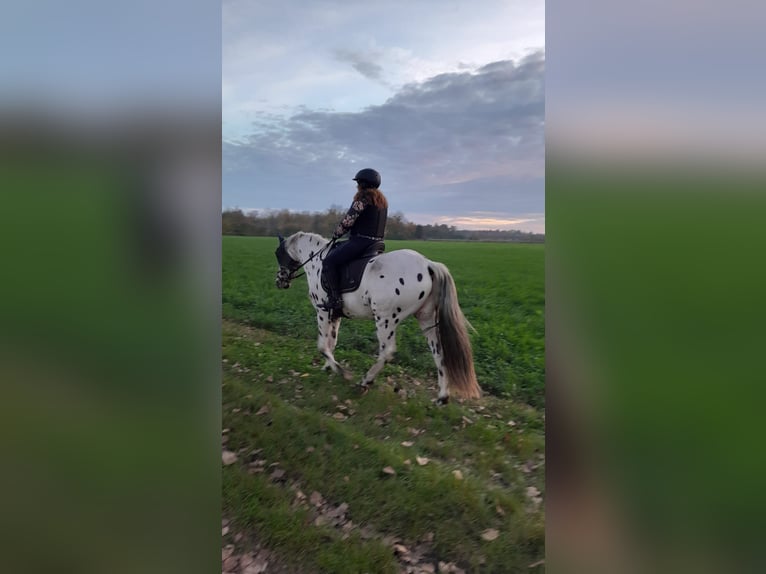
[285,232,329,257]
[295,231,329,244]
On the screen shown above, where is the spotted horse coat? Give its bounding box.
[274,232,481,403]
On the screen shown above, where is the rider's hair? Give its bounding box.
[354,187,388,210]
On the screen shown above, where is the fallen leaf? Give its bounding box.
[439,562,462,574]
[495,505,506,516]
[401,441,414,447]
[403,459,411,466]
[222,451,238,465]
[393,544,409,555]
[416,456,429,466]
[306,446,315,453]
[270,468,285,481]
[255,405,269,416]
[310,491,323,506]
[382,466,396,475]
[507,420,517,427]
[231,408,241,413]
[526,486,543,504]
[528,559,545,568]
[343,475,350,482]
[266,375,273,382]
[332,412,347,421]
[222,545,235,561]
[300,373,309,377]
[221,428,230,434]
[462,415,473,425]
[242,556,268,574]
[222,553,239,571]
[452,470,463,480]
[481,528,500,541]
[222,526,229,536]
[421,564,436,573]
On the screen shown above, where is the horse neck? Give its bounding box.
[292,234,328,295]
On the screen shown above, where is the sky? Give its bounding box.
[223,0,545,233]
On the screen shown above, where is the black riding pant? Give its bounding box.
[322,236,376,296]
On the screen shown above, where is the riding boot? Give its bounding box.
[319,289,343,319]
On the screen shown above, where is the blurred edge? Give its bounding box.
[547,51,766,574]
[0,108,222,574]
[547,2,766,572]
[0,2,221,573]
[547,150,766,574]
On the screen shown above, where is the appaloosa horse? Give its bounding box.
[275,232,481,403]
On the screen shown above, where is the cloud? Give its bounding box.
[224,51,545,230]
[334,48,385,82]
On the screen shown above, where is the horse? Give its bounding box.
[274,232,481,404]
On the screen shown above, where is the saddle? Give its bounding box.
[322,240,385,294]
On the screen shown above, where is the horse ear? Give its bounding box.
[278,234,284,243]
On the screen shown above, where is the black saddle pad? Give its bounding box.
[322,241,385,294]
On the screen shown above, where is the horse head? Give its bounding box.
[274,234,298,289]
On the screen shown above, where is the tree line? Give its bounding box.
[222,208,544,243]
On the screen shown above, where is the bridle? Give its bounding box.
[275,235,336,282]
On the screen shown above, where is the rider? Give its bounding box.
[320,168,388,319]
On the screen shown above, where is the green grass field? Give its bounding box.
[222,236,545,573]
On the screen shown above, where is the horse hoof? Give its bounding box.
[435,396,450,405]
[358,382,371,393]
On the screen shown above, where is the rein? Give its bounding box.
[286,238,336,281]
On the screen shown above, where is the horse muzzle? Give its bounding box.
[275,270,292,289]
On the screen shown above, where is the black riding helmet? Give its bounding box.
[352,168,381,189]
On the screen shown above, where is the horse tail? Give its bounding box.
[428,262,482,399]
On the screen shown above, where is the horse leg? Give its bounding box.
[359,312,398,391]
[317,312,352,380]
[416,305,449,404]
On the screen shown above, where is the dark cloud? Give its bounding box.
[224,51,544,227]
[333,49,385,81]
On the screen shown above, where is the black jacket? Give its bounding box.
[333,196,387,239]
